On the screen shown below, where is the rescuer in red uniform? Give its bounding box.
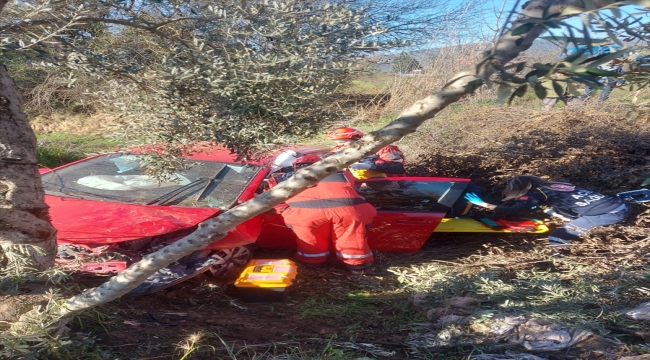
[325,127,406,179]
[268,154,378,272]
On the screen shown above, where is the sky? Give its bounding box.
[433,0,644,48]
[453,0,528,41]
[409,0,537,48]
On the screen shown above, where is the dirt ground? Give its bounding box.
[12,104,650,359]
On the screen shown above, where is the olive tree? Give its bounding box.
[0,0,57,272]
[0,0,469,271]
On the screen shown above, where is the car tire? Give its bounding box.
[206,245,254,278]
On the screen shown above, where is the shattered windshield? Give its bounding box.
[41,153,262,209]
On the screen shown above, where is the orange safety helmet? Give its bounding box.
[325,127,364,140]
[292,154,321,167]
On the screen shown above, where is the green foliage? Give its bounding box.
[1,0,467,159]
[491,3,650,110]
[391,52,422,74]
[36,133,121,168]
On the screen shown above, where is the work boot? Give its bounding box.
[301,262,324,269]
[345,263,386,276]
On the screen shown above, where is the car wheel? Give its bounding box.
[206,245,254,278]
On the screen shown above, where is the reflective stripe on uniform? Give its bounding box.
[609,204,628,213]
[336,251,374,259]
[287,197,367,208]
[296,251,330,258]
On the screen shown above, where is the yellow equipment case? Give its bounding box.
[234,259,298,302]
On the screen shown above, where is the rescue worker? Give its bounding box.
[577,60,625,103]
[325,127,406,179]
[578,48,650,103]
[268,154,379,273]
[464,175,632,255]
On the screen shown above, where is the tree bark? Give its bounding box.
[0,63,57,271]
[60,0,599,316]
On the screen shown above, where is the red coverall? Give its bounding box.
[272,171,377,266]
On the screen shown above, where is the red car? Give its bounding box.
[41,146,547,293]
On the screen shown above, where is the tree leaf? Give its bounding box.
[512,23,535,36]
[567,82,583,96]
[508,84,528,105]
[534,83,547,99]
[497,84,513,104]
[552,80,565,98]
[585,68,620,77]
[561,6,586,16]
[582,23,593,51]
[539,36,608,45]
[620,0,650,6]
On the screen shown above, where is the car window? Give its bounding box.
[41,153,262,209]
[356,180,453,211]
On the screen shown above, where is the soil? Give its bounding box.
[9,105,650,359]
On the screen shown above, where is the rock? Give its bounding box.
[0,283,53,330]
[412,293,429,307]
[623,302,650,320]
[426,307,449,321]
[447,296,482,309]
[437,314,469,326]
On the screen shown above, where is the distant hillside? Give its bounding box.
[368,40,560,73]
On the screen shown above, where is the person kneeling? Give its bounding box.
[268,155,379,273]
[464,175,631,255]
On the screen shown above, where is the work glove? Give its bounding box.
[350,163,372,171]
[543,209,572,222]
[464,192,488,207]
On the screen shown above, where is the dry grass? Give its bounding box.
[402,102,650,193]
[30,113,126,135]
[352,39,565,121]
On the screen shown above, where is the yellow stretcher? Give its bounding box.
[433,217,549,234]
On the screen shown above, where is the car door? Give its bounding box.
[356,177,470,252]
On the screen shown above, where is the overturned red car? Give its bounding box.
[41,145,547,293]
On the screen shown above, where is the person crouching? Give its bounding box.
[268,155,378,272]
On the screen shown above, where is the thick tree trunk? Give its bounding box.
[60,0,585,316]
[0,63,57,271]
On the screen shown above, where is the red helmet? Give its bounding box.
[325,127,364,140]
[292,154,321,166]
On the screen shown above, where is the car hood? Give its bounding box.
[46,195,220,244]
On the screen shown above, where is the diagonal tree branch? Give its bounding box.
[60,0,622,316]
